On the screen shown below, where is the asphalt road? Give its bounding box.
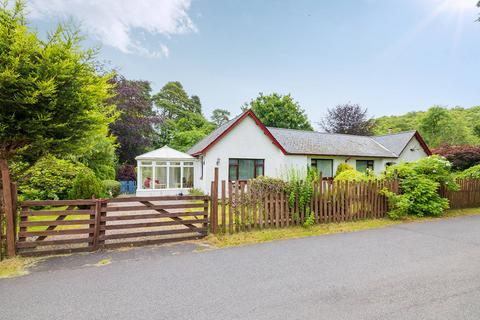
[2,216,480,320]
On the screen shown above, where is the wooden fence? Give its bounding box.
[441,179,480,209]
[16,196,209,256]
[210,177,400,234]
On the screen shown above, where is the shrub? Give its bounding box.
[93,165,116,181]
[188,188,205,196]
[383,155,456,219]
[457,164,480,179]
[102,180,121,198]
[70,170,104,199]
[19,155,88,200]
[334,169,367,182]
[335,163,354,177]
[250,176,287,197]
[116,164,136,181]
[432,145,480,171]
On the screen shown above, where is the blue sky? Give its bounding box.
[27,0,479,128]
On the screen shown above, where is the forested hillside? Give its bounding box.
[374,106,480,147]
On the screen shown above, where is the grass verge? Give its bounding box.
[0,256,42,279]
[206,207,480,248]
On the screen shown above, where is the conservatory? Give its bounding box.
[135,146,197,196]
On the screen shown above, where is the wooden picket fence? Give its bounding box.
[210,175,400,234]
[441,179,480,209]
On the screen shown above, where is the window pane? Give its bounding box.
[183,167,194,188]
[154,167,167,189]
[255,165,264,177]
[157,161,167,166]
[169,166,181,188]
[238,159,255,180]
[229,159,238,165]
[183,162,194,166]
[141,161,152,166]
[255,159,264,165]
[141,166,153,189]
[356,160,367,173]
[170,161,180,166]
[229,165,237,181]
[315,159,332,177]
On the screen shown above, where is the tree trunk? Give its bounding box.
[0,158,16,257]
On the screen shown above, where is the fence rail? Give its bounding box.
[210,177,400,234]
[3,174,480,258]
[16,195,209,256]
[441,179,480,209]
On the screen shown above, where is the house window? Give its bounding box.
[229,159,264,181]
[311,159,333,178]
[356,160,374,173]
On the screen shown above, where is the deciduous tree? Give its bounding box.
[109,75,160,164]
[211,108,231,127]
[320,103,374,135]
[243,93,313,130]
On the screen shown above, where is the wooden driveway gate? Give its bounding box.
[16,195,209,256]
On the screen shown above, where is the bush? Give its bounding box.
[19,155,88,200]
[116,164,136,181]
[383,155,456,219]
[457,164,480,179]
[188,188,205,196]
[70,170,104,199]
[335,163,354,177]
[102,180,121,198]
[334,169,367,182]
[432,145,480,171]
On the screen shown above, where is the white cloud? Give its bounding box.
[28,0,196,57]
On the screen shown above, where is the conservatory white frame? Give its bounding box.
[137,160,194,191]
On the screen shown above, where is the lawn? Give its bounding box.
[20,206,91,232]
[206,207,480,248]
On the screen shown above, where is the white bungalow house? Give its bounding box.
[136,109,431,196]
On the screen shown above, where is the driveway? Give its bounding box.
[2,215,480,320]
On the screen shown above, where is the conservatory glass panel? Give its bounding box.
[141,166,153,189]
[169,166,181,188]
[154,167,167,189]
[183,166,194,188]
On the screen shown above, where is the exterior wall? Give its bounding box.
[136,188,192,197]
[397,137,429,162]
[307,156,394,176]
[196,116,305,194]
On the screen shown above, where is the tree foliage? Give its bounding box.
[320,103,375,135]
[109,75,160,164]
[419,106,471,148]
[0,2,116,161]
[153,81,214,151]
[375,106,480,147]
[211,108,231,127]
[243,93,313,130]
[432,145,480,171]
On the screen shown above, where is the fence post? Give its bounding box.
[0,159,16,257]
[210,167,219,233]
[92,198,102,250]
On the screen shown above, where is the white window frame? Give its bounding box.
[137,160,195,190]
